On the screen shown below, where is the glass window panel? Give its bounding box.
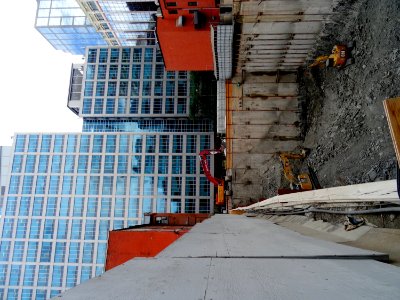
[28,135,39,152]
[132,135,143,153]
[84,82,94,97]
[128,198,139,218]
[177,98,187,114]
[130,97,139,113]
[80,135,91,153]
[5,197,17,216]
[144,48,153,62]
[23,265,35,287]
[97,64,107,79]
[144,156,155,174]
[85,220,96,240]
[117,98,127,113]
[122,48,131,63]
[131,65,141,79]
[87,197,98,217]
[143,64,152,79]
[25,155,36,173]
[81,266,92,283]
[40,242,52,262]
[8,175,20,194]
[29,219,41,238]
[146,135,156,153]
[102,176,114,195]
[66,135,77,152]
[68,242,80,263]
[89,176,100,195]
[119,135,129,153]
[87,49,97,63]
[46,197,57,216]
[99,220,110,240]
[120,65,130,79]
[86,64,95,79]
[57,219,68,239]
[100,198,111,217]
[52,266,63,287]
[172,156,182,174]
[119,81,128,96]
[110,48,120,63]
[185,198,195,213]
[37,265,50,286]
[26,242,38,262]
[186,135,197,153]
[12,241,25,262]
[116,176,126,195]
[41,135,52,152]
[157,198,167,213]
[22,176,34,194]
[107,81,117,96]
[106,135,116,152]
[35,176,47,194]
[153,98,162,114]
[142,80,151,96]
[200,177,210,196]
[99,49,108,63]
[92,135,103,152]
[104,155,115,173]
[54,135,65,152]
[73,197,84,217]
[141,98,150,114]
[9,265,21,286]
[64,155,75,173]
[66,266,78,288]
[82,243,94,263]
[62,176,73,194]
[2,219,14,238]
[158,155,169,174]
[77,155,88,173]
[154,81,163,96]
[165,98,175,114]
[186,156,196,174]
[129,177,140,196]
[59,197,70,217]
[16,219,28,238]
[143,176,154,195]
[51,155,62,173]
[11,155,23,173]
[15,135,26,152]
[43,220,54,239]
[94,98,104,113]
[91,155,102,173]
[131,155,141,174]
[142,197,152,215]
[96,243,107,264]
[173,135,183,153]
[38,155,49,173]
[171,177,182,196]
[171,199,181,213]
[132,48,142,62]
[166,81,175,97]
[114,197,125,217]
[117,156,128,173]
[32,197,44,216]
[106,98,115,114]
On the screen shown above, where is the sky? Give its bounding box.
[0,2,83,146]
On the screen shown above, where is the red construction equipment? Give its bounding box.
[199,147,230,206]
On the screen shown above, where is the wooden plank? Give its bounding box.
[383,97,400,163]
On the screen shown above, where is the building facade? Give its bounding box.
[35,0,158,55]
[0,46,215,299]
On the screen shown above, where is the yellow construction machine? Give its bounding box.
[277,149,320,194]
[309,42,355,69]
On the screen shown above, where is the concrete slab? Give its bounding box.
[58,257,400,300]
[158,215,386,259]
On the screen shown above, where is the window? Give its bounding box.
[186,135,197,153]
[22,176,34,194]
[199,199,210,213]
[85,220,96,240]
[8,175,20,194]
[146,135,156,153]
[110,48,120,63]
[81,266,92,283]
[57,220,68,239]
[143,176,154,195]
[54,242,66,263]
[37,265,50,286]
[28,135,39,152]
[35,176,46,194]
[23,265,36,286]
[153,98,162,114]
[132,135,143,153]
[64,155,75,173]
[154,81,163,96]
[117,156,128,173]
[172,156,182,174]
[84,82,94,97]
[173,135,183,153]
[171,199,181,213]
[62,176,73,194]
[97,64,107,79]
[166,2,177,6]
[40,242,52,262]
[104,156,115,173]
[41,135,52,152]
[119,135,129,153]
[185,198,195,213]
[119,81,128,96]
[97,243,107,264]
[171,177,182,196]
[93,135,103,153]
[145,156,155,173]
[25,155,36,173]
[122,48,131,63]
[99,48,108,63]
[158,156,169,174]
[43,220,54,239]
[59,197,70,217]
[141,98,150,114]
[114,198,125,217]
[130,97,139,114]
[106,98,115,114]
[87,49,97,63]
[80,135,91,153]
[82,243,94,263]
[166,81,175,96]
[177,98,187,114]
[131,81,140,97]
[120,65,130,79]
[106,135,116,152]
[131,65,141,79]
[155,64,164,79]
[16,219,28,238]
[9,265,21,286]
[144,48,153,62]
[29,219,41,238]
[5,197,17,216]
[99,220,110,240]
[15,135,26,152]
[100,198,111,217]
[132,48,142,62]
[11,155,23,173]
[165,98,175,114]
[91,155,102,173]
[71,219,82,239]
[66,135,77,152]
[12,241,25,262]
[129,177,140,196]
[51,155,62,173]
[77,155,88,173]
[131,155,141,174]
[89,176,100,195]
[87,197,98,217]
[200,177,210,196]
[107,81,117,96]
[102,176,114,195]
[82,98,92,114]
[118,97,127,113]
[52,266,63,287]
[54,135,64,152]
[38,155,49,173]
[142,80,151,96]
[26,242,38,262]
[46,197,57,216]
[32,197,44,216]
[73,198,84,217]
[66,266,78,288]
[186,156,196,174]
[68,243,80,263]
[86,64,95,79]
[157,177,168,196]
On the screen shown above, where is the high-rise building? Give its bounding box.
[35,0,158,55]
[0,46,214,299]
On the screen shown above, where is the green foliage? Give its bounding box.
[189,71,217,120]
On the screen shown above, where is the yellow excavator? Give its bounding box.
[277,149,320,194]
[309,42,355,69]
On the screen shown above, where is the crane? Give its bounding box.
[199,146,230,206]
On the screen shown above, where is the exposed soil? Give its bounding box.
[299,0,400,188]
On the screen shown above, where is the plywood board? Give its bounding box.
[383,97,400,163]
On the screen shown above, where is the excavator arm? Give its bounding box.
[199,148,225,206]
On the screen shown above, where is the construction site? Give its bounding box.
[28,0,400,298]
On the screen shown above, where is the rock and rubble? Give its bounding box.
[298,0,399,189]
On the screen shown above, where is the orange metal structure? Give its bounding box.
[156,0,220,71]
[105,213,210,271]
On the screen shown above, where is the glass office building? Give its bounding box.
[78,45,189,118]
[0,45,214,299]
[35,0,158,55]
